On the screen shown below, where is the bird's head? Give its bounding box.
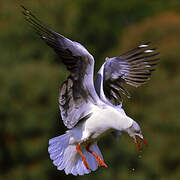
[126,121,148,151]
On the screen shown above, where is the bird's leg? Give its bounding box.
[76,143,91,170]
[86,143,108,168]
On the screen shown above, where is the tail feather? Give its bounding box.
[48,133,104,176]
[91,142,103,160]
[49,134,68,145]
[63,145,78,174]
[87,143,102,170]
[48,133,70,169]
[73,155,90,175]
[71,160,78,176]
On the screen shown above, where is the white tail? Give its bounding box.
[48,132,104,175]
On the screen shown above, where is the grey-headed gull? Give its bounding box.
[22,6,159,176]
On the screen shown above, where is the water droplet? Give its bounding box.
[128,167,135,172]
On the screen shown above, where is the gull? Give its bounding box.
[22,6,160,176]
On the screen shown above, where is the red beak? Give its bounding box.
[135,135,148,151]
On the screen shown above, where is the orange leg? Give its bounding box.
[76,143,91,170]
[86,143,108,168]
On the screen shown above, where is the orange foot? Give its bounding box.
[86,143,108,168]
[76,143,91,170]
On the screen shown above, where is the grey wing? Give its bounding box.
[22,6,98,128]
[95,42,160,105]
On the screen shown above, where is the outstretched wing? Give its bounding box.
[22,6,99,128]
[95,42,160,105]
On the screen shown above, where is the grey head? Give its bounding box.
[126,121,148,151]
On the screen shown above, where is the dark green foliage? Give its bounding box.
[0,0,180,179]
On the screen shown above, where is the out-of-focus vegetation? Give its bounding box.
[0,0,180,179]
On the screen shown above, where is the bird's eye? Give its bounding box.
[136,130,141,134]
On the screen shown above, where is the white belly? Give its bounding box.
[81,105,133,141]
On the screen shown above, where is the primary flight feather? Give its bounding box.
[22,6,159,176]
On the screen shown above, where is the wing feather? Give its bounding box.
[95,42,160,105]
[22,6,98,128]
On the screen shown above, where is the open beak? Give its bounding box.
[135,135,148,151]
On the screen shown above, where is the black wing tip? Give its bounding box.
[122,41,160,60]
[20,5,26,10]
[139,42,160,55]
[21,6,33,23]
[138,42,152,48]
[150,48,158,51]
[138,42,160,53]
[21,5,31,15]
[145,41,152,45]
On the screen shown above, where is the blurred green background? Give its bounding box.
[0,0,180,179]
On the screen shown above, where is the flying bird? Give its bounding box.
[22,6,160,176]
